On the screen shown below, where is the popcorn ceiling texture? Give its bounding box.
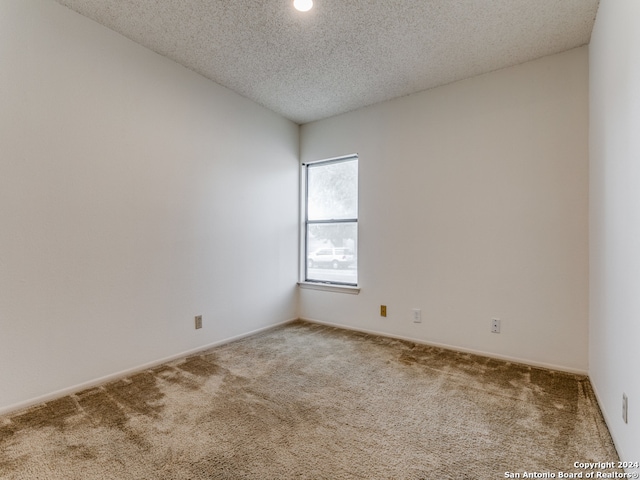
[0,321,620,479]
[52,0,600,124]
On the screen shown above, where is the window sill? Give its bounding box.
[297,282,360,295]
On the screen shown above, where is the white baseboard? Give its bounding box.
[589,381,631,472]
[300,317,589,376]
[0,316,590,417]
[0,318,296,417]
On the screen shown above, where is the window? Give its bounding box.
[304,155,358,286]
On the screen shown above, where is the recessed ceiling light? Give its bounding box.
[293,0,313,12]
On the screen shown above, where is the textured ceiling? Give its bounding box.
[53,0,600,124]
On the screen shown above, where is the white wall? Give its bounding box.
[589,0,640,467]
[1,0,633,461]
[0,0,299,413]
[300,48,590,373]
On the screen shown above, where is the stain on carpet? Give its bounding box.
[176,356,222,377]
[106,372,165,418]
[0,321,622,479]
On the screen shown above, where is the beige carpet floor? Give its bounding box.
[0,320,620,479]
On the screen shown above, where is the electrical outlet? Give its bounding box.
[380,305,387,317]
[412,309,422,323]
[195,315,203,330]
[491,318,501,333]
[623,393,628,424]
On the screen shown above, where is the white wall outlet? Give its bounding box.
[195,315,203,330]
[491,318,501,333]
[412,309,422,323]
[623,393,628,424]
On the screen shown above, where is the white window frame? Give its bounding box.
[299,154,360,293]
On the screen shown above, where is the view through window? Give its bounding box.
[305,156,358,286]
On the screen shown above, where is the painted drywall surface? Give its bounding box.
[0,0,299,411]
[300,48,589,373]
[589,0,640,467]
